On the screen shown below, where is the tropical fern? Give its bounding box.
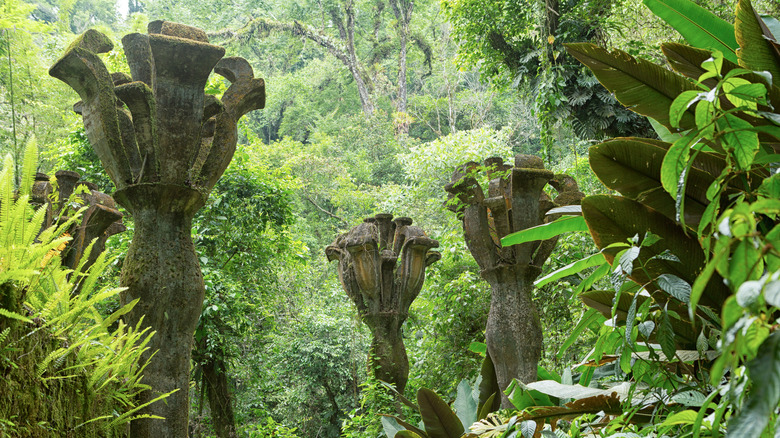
[0,146,165,434]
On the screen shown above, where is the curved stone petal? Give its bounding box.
[345,222,381,300]
[147,34,224,185]
[122,33,154,86]
[396,233,439,311]
[116,107,143,181]
[49,38,133,188]
[215,57,266,119]
[115,81,159,183]
[195,114,236,190]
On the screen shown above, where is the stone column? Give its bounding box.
[445,155,584,407]
[49,21,265,437]
[326,214,440,393]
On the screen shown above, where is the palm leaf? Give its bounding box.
[643,0,738,63]
[564,43,698,130]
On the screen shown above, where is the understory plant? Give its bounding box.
[422,0,780,436]
[0,142,167,437]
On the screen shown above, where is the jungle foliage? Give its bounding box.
[3,0,780,436]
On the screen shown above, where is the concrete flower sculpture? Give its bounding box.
[31,170,125,272]
[50,21,265,437]
[326,214,440,393]
[445,155,584,407]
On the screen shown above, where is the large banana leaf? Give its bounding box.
[588,138,716,227]
[564,43,698,130]
[581,195,731,309]
[643,0,738,63]
[417,388,465,438]
[735,0,780,81]
[662,42,780,109]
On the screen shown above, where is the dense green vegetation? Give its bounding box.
[3,0,780,436]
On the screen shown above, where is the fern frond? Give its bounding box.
[72,415,113,430]
[101,297,136,331]
[12,194,31,248]
[18,137,37,198]
[75,243,110,297]
[0,270,40,285]
[0,327,10,345]
[0,308,32,323]
[23,205,48,248]
[108,390,177,427]
[0,154,14,231]
[38,347,69,378]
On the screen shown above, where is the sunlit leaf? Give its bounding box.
[644,0,738,62]
[657,274,692,303]
[454,379,477,430]
[534,252,607,288]
[500,215,588,247]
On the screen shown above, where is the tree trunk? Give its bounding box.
[203,356,237,438]
[117,184,205,438]
[335,1,375,116]
[388,0,412,116]
[364,313,409,393]
[482,265,542,407]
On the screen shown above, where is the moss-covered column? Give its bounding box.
[326,214,440,393]
[49,21,265,437]
[445,155,584,407]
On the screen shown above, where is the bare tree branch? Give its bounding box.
[304,195,347,225]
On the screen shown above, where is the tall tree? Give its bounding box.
[442,0,653,143]
[210,0,432,118]
[388,0,412,114]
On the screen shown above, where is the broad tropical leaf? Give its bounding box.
[381,415,428,437]
[662,43,780,108]
[417,388,465,438]
[735,0,780,82]
[383,416,406,438]
[564,43,698,130]
[396,431,425,438]
[589,138,715,227]
[581,195,731,308]
[477,352,501,416]
[500,215,588,247]
[643,0,738,62]
[454,379,478,430]
[519,393,624,423]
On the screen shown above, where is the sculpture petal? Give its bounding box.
[49,33,133,188]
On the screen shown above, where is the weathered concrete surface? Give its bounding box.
[327,214,440,393]
[50,21,265,437]
[445,155,584,407]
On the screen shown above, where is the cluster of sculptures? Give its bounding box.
[46,20,584,436]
